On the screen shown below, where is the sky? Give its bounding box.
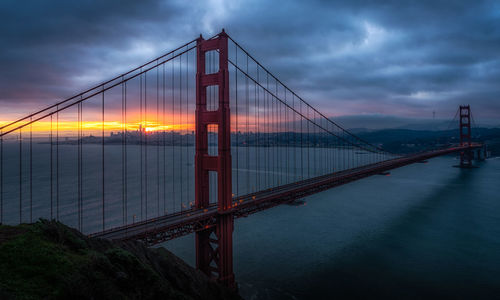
[1,0,499,129]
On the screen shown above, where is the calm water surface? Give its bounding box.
[163,156,500,299]
[2,141,498,299]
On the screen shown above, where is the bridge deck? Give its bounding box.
[90,144,482,245]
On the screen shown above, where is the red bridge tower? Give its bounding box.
[459,105,472,167]
[195,30,235,288]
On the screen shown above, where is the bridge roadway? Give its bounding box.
[90,144,482,245]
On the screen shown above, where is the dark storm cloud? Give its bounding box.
[211,0,499,121]
[1,0,499,125]
[0,0,184,105]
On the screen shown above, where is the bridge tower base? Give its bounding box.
[194,30,235,289]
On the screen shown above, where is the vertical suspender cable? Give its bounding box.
[124,81,128,222]
[162,63,166,213]
[285,90,288,183]
[30,117,32,223]
[77,102,81,231]
[274,92,277,184]
[185,47,189,206]
[342,131,345,171]
[279,86,283,184]
[140,71,143,220]
[186,46,190,205]
[264,74,268,188]
[276,83,279,185]
[122,79,126,224]
[0,129,2,224]
[352,136,354,168]
[332,124,335,173]
[300,101,303,180]
[179,54,183,211]
[280,90,283,184]
[348,134,350,169]
[292,94,296,182]
[246,55,249,194]
[79,100,83,231]
[50,115,53,219]
[102,87,105,230]
[313,110,316,175]
[171,57,175,213]
[19,129,22,223]
[235,44,239,197]
[157,61,160,217]
[255,68,258,191]
[145,72,148,219]
[56,107,59,221]
[267,74,271,188]
[306,106,311,179]
[256,66,260,190]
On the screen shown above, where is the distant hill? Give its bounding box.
[333,114,499,132]
[357,128,500,155]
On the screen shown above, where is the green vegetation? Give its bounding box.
[0,220,240,300]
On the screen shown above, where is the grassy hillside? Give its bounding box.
[0,220,241,300]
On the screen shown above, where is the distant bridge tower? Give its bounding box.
[459,105,472,167]
[195,30,235,288]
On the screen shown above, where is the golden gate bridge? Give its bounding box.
[0,30,484,288]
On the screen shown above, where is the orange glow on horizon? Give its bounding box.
[0,120,195,135]
[0,111,287,135]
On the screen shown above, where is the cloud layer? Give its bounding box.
[1,0,499,125]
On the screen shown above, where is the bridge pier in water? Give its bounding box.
[195,30,235,288]
[475,144,488,161]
